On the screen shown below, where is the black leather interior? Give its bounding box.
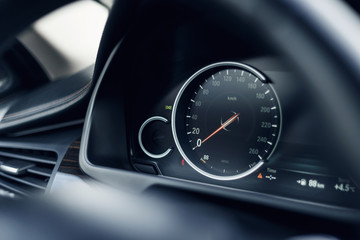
[0,66,93,133]
[0,0,100,134]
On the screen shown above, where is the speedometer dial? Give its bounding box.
[172,62,282,181]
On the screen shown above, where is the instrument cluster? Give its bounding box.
[131,60,360,210]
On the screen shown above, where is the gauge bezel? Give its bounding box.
[138,116,173,159]
[171,62,282,181]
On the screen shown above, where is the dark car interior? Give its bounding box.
[0,0,360,239]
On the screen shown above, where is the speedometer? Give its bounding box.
[172,62,282,181]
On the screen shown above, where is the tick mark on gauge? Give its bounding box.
[212,75,215,80]
[258,155,263,160]
[272,124,278,128]
[241,71,244,76]
[254,78,258,82]
[249,73,252,77]
[265,150,268,153]
[226,70,229,75]
[262,83,264,86]
[272,134,276,137]
[265,90,270,94]
[187,132,191,135]
[194,92,197,95]
[186,115,191,118]
[267,141,273,145]
[270,98,274,101]
[271,106,277,110]
[190,99,195,102]
[199,85,203,89]
[274,116,278,118]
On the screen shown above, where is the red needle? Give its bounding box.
[193,112,240,150]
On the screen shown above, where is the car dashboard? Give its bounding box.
[0,0,360,239]
[80,14,360,214]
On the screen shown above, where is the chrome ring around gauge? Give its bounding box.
[139,116,172,159]
[172,62,282,181]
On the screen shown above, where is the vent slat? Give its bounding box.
[0,147,57,195]
[0,178,30,196]
[0,172,47,190]
[28,166,52,177]
[0,151,56,165]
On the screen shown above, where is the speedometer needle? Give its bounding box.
[193,112,240,150]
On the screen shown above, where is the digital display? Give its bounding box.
[251,167,359,208]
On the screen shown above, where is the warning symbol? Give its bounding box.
[257,173,263,179]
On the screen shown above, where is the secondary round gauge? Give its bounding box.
[172,62,282,181]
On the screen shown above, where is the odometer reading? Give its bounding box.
[172,62,282,181]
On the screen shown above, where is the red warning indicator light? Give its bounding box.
[181,158,185,166]
[257,173,263,179]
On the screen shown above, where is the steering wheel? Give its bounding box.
[0,0,359,239]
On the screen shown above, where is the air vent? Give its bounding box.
[0,147,57,197]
